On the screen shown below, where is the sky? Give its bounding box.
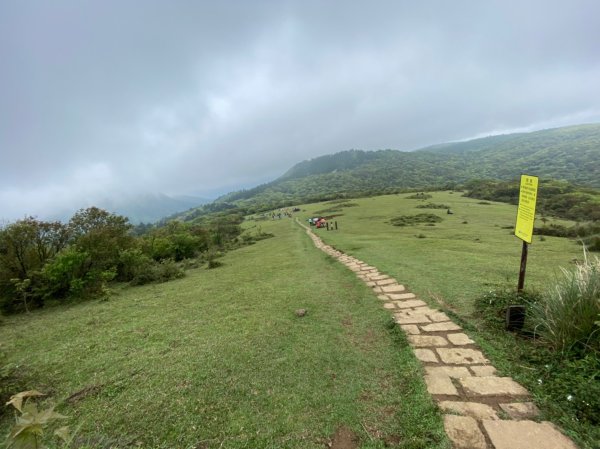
[1,0,600,221]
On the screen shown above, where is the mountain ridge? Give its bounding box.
[186,123,599,218]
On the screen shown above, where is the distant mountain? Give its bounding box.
[47,193,211,224]
[182,123,600,217]
[96,193,210,223]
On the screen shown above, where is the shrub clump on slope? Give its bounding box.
[390,213,443,227]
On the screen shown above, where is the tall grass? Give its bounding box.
[530,250,600,354]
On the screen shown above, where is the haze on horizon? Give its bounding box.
[1,0,600,221]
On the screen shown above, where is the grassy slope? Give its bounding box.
[302,192,581,313]
[0,218,447,449]
[301,192,600,447]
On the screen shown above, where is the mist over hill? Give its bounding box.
[204,124,599,213]
[46,193,211,224]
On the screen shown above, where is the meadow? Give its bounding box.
[0,217,448,448]
[301,191,582,315]
[1,190,596,448]
[300,191,599,448]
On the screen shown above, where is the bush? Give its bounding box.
[117,248,153,282]
[581,235,600,252]
[390,213,443,227]
[529,251,600,354]
[415,203,449,209]
[129,258,184,285]
[474,288,541,331]
[405,193,432,200]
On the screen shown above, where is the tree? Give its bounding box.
[0,218,69,312]
[68,207,134,271]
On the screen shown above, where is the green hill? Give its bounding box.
[187,123,600,216]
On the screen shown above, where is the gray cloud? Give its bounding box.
[1,0,600,220]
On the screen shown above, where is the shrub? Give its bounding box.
[415,203,449,209]
[405,193,432,200]
[474,288,541,331]
[529,251,600,354]
[129,258,184,285]
[581,235,600,252]
[117,248,153,282]
[390,213,443,227]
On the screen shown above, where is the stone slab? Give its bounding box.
[395,309,432,319]
[424,374,458,395]
[412,306,437,315]
[382,303,397,309]
[376,278,397,286]
[470,365,497,377]
[365,281,376,287]
[446,333,475,345]
[499,402,540,420]
[460,376,529,397]
[399,324,420,335]
[372,286,383,293]
[387,292,415,300]
[443,415,487,449]
[408,335,449,347]
[436,348,488,365]
[394,315,431,324]
[428,312,451,322]
[482,420,577,449]
[420,322,461,332]
[377,295,390,301]
[439,401,499,420]
[368,274,389,281]
[381,285,407,294]
[413,348,438,363]
[395,299,426,308]
[425,366,471,379]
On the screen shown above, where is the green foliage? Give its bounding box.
[529,252,600,355]
[5,390,70,449]
[69,207,134,271]
[390,213,443,227]
[128,258,184,285]
[538,354,600,425]
[313,202,359,215]
[177,124,600,220]
[117,248,153,282]
[406,193,432,200]
[474,288,541,331]
[465,179,600,222]
[0,218,70,312]
[415,202,450,209]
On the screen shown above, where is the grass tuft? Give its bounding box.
[529,250,600,354]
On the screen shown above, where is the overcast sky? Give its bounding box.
[1,0,599,221]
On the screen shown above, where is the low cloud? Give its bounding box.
[1,1,599,220]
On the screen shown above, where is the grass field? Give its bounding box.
[0,218,448,448]
[300,191,599,448]
[301,191,582,315]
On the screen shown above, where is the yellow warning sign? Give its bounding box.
[515,175,539,243]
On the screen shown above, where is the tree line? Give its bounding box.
[0,207,246,314]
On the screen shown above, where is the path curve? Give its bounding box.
[298,221,577,449]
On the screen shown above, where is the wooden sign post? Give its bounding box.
[514,175,539,292]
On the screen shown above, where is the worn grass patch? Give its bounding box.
[0,218,447,448]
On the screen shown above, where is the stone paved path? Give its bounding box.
[298,222,578,449]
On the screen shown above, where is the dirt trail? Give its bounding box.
[299,221,578,449]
